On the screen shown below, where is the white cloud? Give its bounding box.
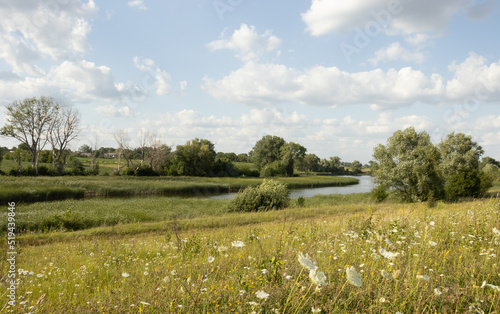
[207,24,281,61]
[302,0,486,36]
[445,53,500,102]
[0,0,97,64]
[203,61,444,108]
[133,57,172,95]
[127,0,148,10]
[204,53,500,109]
[95,105,132,117]
[405,33,430,48]
[369,42,425,65]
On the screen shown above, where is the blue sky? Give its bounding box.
[1,0,500,164]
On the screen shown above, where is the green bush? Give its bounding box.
[228,179,289,212]
[371,184,388,203]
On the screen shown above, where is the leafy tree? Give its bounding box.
[372,127,443,202]
[438,132,488,199]
[251,135,286,170]
[175,138,216,176]
[351,160,362,174]
[79,144,92,154]
[280,142,307,176]
[1,96,59,174]
[301,153,320,174]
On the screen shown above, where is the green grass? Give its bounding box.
[0,175,359,203]
[1,196,499,312]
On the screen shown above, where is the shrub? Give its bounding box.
[228,179,289,212]
[260,161,285,177]
[135,165,158,176]
[371,184,388,203]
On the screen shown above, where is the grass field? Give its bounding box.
[0,175,359,204]
[1,191,500,312]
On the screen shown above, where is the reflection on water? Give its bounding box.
[205,176,374,200]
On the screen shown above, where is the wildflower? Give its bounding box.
[140,301,150,305]
[379,248,399,260]
[163,276,170,283]
[231,241,245,248]
[208,256,215,263]
[385,239,394,246]
[416,274,430,281]
[346,266,362,287]
[248,301,258,306]
[298,252,317,271]
[468,210,474,216]
[171,270,177,276]
[255,290,269,299]
[380,270,393,280]
[122,272,130,278]
[428,240,437,246]
[312,307,322,313]
[143,271,149,276]
[217,245,228,252]
[379,297,386,303]
[309,268,328,286]
[429,221,435,226]
[261,269,269,274]
[434,288,442,295]
[481,281,500,292]
[493,227,500,237]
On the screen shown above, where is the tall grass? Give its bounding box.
[2,197,499,312]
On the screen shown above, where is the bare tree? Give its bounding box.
[48,104,80,172]
[1,96,59,174]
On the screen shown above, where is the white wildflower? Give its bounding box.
[493,227,500,237]
[298,252,318,271]
[379,248,399,260]
[309,269,328,286]
[122,272,130,278]
[434,288,442,295]
[346,266,362,287]
[312,307,322,313]
[208,256,215,263]
[428,240,437,246]
[231,241,245,248]
[255,290,269,299]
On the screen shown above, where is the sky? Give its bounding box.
[1,0,500,164]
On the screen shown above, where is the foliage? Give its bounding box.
[439,132,485,200]
[228,179,289,212]
[251,135,286,170]
[372,127,444,202]
[175,138,216,176]
[351,160,362,174]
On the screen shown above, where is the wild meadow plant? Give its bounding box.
[3,198,500,312]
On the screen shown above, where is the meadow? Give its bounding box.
[1,191,500,313]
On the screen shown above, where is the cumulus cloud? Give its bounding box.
[133,57,172,95]
[302,0,488,36]
[95,105,132,117]
[203,53,500,109]
[127,0,148,10]
[202,61,444,108]
[207,24,281,61]
[445,53,500,102]
[369,42,425,65]
[0,0,96,65]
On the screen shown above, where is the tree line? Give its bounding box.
[372,127,498,202]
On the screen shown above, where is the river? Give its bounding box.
[205,175,374,200]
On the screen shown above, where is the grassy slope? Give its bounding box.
[2,196,499,312]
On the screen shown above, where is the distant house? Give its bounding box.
[80,153,92,157]
[104,153,117,158]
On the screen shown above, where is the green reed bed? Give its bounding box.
[0,175,359,203]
